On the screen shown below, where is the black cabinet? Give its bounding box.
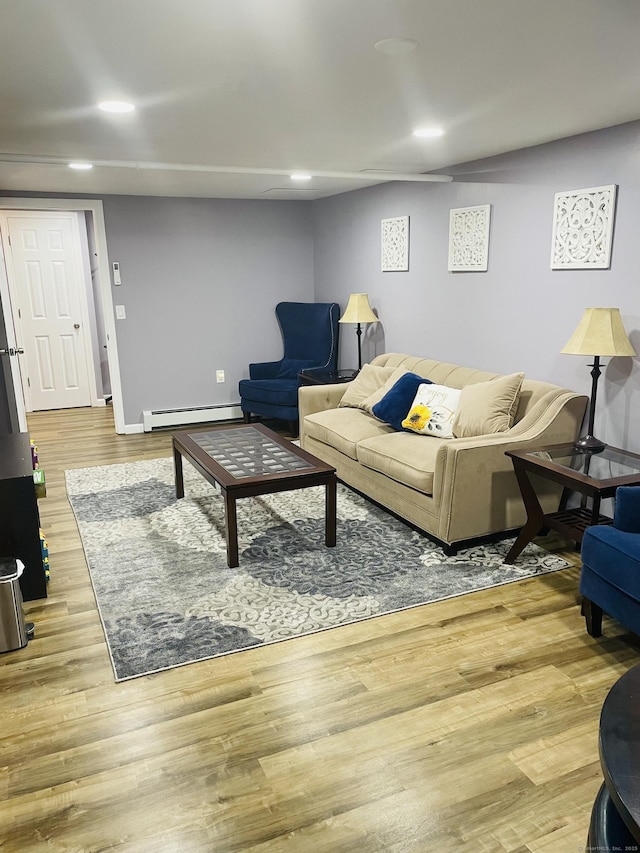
[0,433,47,601]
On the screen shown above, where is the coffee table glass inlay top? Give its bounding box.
[190,428,314,479]
[172,423,337,568]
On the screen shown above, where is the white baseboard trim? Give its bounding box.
[142,404,243,432]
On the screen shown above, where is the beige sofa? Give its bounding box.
[299,353,588,553]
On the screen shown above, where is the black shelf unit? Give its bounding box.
[0,433,47,601]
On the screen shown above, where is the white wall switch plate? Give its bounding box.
[115,304,126,319]
[216,369,225,383]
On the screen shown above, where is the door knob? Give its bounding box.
[74,323,80,329]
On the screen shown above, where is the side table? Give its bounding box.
[298,369,357,386]
[504,443,640,565]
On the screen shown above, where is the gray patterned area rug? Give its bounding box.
[65,457,570,682]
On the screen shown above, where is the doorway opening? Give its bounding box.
[0,198,125,433]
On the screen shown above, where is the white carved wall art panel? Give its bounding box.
[448,205,491,271]
[381,216,409,271]
[550,184,617,269]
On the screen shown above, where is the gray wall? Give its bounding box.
[312,120,640,453]
[100,196,314,424]
[3,119,640,447]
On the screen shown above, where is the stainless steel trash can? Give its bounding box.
[0,558,28,652]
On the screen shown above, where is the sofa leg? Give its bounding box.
[243,412,252,424]
[288,420,299,439]
[442,543,458,556]
[583,597,603,637]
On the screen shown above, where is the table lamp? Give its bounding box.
[561,307,636,452]
[339,293,379,372]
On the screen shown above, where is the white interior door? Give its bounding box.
[1,212,94,410]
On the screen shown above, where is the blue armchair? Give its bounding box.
[238,301,340,431]
[580,486,640,637]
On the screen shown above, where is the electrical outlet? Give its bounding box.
[216,369,225,383]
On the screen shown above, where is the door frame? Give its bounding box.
[0,210,98,412]
[0,198,125,434]
[0,238,28,431]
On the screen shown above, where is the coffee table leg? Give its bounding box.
[224,490,239,568]
[325,476,337,547]
[173,445,184,499]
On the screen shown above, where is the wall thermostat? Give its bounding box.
[112,262,122,285]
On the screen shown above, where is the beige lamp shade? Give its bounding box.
[339,293,379,324]
[561,307,636,357]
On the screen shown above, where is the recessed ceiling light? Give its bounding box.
[68,162,94,170]
[98,100,135,113]
[412,127,445,139]
[290,173,312,181]
[374,37,418,56]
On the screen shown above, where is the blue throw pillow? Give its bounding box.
[276,358,318,379]
[371,372,432,431]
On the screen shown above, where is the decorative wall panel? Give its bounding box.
[381,216,409,271]
[448,205,491,271]
[550,184,617,269]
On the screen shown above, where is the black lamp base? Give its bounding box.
[574,434,606,453]
[575,357,606,454]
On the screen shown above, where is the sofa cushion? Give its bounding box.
[338,364,406,411]
[356,431,441,494]
[304,408,394,460]
[370,372,431,431]
[401,383,461,438]
[453,372,525,437]
[238,378,299,406]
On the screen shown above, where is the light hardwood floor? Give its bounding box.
[1,406,638,852]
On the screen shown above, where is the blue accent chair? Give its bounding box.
[580,485,640,637]
[238,302,340,431]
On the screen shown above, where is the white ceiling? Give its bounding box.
[2,0,640,200]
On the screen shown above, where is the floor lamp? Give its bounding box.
[561,307,636,452]
[339,293,379,373]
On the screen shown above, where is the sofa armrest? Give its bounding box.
[614,486,640,533]
[298,383,350,443]
[432,391,588,543]
[249,360,281,380]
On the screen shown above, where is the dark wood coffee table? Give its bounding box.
[504,443,640,564]
[172,423,337,567]
[595,663,640,843]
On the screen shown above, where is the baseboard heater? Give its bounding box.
[142,403,243,432]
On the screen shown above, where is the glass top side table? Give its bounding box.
[527,444,640,479]
[504,443,640,564]
[298,369,357,386]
